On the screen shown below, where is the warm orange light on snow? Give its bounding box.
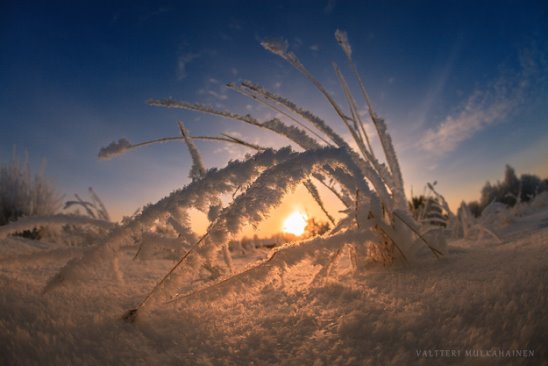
[282,211,308,236]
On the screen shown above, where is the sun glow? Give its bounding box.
[282,211,308,236]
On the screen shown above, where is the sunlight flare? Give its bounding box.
[282,211,308,236]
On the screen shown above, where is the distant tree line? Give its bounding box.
[468,165,548,217]
[408,165,548,219]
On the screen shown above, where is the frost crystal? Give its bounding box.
[98,139,132,160]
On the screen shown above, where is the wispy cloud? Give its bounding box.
[420,95,514,153]
[419,49,539,155]
[177,52,200,80]
[413,42,461,131]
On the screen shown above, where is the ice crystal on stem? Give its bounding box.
[11,31,445,322]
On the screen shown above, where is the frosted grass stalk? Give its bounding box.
[65,195,97,218]
[208,147,378,245]
[240,81,347,148]
[260,41,353,131]
[45,148,296,292]
[167,230,368,304]
[148,99,321,151]
[88,187,111,222]
[100,135,265,161]
[335,30,406,208]
[332,63,374,157]
[303,179,335,225]
[178,121,206,181]
[40,32,442,321]
[227,82,332,146]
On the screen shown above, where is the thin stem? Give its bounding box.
[332,63,375,159]
[123,228,213,322]
[229,83,333,146]
[333,63,370,160]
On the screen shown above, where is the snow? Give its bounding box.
[1,207,547,365]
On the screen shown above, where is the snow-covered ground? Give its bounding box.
[1,207,547,365]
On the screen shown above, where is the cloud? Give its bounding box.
[419,49,540,155]
[309,44,320,52]
[413,41,461,131]
[177,52,200,80]
[420,95,514,154]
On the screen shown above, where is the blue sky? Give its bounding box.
[1,1,547,228]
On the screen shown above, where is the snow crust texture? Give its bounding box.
[1,207,547,365]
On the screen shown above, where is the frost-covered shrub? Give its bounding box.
[0,31,445,320]
[0,153,60,237]
[410,194,448,228]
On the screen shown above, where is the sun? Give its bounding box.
[282,211,308,236]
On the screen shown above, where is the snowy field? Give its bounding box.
[3,2,548,364]
[1,206,547,366]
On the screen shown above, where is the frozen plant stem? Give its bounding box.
[35,31,444,321]
[123,229,213,322]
